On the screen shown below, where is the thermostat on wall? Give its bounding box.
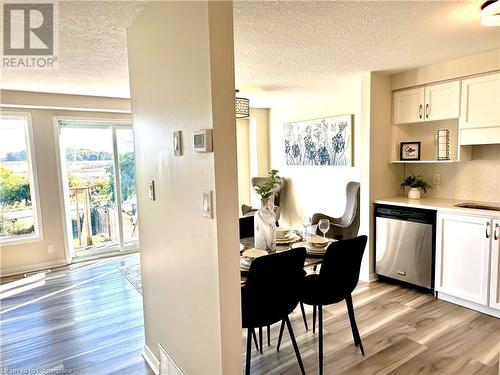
[193,129,213,152]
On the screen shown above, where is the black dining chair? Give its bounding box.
[239,215,255,239]
[277,236,367,375]
[241,248,307,375]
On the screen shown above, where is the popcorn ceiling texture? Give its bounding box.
[1,1,499,100]
[233,1,500,106]
[0,1,147,98]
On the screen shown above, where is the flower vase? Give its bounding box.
[254,197,276,251]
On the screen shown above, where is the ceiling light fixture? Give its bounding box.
[235,90,250,119]
[481,0,500,26]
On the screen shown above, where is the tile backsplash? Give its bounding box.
[404,144,500,203]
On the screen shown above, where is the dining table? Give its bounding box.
[240,233,332,285]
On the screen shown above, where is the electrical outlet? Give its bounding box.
[47,244,55,254]
[432,174,441,186]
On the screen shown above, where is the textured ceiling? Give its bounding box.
[0,0,146,98]
[234,0,500,106]
[1,1,499,102]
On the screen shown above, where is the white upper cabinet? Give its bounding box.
[393,81,460,125]
[424,81,460,122]
[461,73,500,129]
[435,213,491,306]
[393,87,425,124]
[490,220,500,311]
[460,72,500,145]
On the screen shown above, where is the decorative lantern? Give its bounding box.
[436,129,451,160]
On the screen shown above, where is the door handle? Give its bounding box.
[486,222,491,239]
[425,104,429,118]
[495,224,499,241]
[418,104,423,119]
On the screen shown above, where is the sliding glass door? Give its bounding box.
[57,121,139,260]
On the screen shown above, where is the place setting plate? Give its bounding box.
[291,236,332,256]
[241,248,268,272]
[275,227,301,244]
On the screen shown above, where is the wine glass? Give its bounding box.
[318,219,330,238]
[301,215,312,237]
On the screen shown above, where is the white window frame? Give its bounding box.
[53,116,135,263]
[0,112,44,245]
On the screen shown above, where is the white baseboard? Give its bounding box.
[437,292,500,319]
[0,259,68,277]
[143,344,160,375]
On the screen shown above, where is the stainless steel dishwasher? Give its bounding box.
[375,205,436,290]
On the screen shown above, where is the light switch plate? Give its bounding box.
[202,190,213,218]
[173,131,182,156]
[149,180,156,201]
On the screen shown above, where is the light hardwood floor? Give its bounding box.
[0,254,153,375]
[1,254,499,375]
[247,281,500,375]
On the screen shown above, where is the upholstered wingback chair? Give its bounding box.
[241,177,285,222]
[312,181,360,240]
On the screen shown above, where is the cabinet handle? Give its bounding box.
[486,222,491,239]
[425,104,429,118]
[419,104,423,119]
[495,224,499,241]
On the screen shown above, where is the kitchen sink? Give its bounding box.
[455,203,500,212]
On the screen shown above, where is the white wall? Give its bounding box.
[236,117,251,208]
[127,2,241,374]
[236,108,269,210]
[268,78,362,227]
[360,73,401,281]
[0,90,131,275]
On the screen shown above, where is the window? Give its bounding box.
[0,113,42,244]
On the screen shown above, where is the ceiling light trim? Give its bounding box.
[481,0,500,26]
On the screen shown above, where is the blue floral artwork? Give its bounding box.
[284,115,352,166]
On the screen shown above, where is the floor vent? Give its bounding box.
[159,343,184,375]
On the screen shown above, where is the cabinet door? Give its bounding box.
[490,220,500,310]
[460,73,500,130]
[435,213,491,305]
[393,88,425,124]
[424,81,460,121]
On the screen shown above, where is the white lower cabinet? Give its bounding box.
[435,213,491,306]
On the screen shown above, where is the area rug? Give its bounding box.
[119,264,142,295]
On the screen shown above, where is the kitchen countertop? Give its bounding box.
[375,196,500,218]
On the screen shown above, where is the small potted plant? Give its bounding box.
[254,169,280,203]
[401,175,432,199]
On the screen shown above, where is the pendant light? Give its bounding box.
[235,90,250,119]
[481,0,500,26]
